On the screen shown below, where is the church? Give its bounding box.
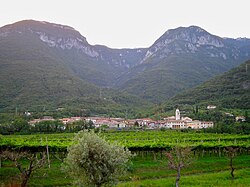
[160,108,214,129]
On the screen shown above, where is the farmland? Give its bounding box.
[1,131,250,151]
[0,130,250,186]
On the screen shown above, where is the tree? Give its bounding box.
[12,117,29,133]
[165,146,194,187]
[245,111,249,122]
[224,147,239,180]
[63,131,132,187]
[134,121,139,127]
[0,117,29,135]
[0,150,47,187]
[32,120,64,133]
[195,105,199,114]
[66,120,94,132]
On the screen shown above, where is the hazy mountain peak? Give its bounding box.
[0,20,78,38]
[1,20,101,57]
[141,25,226,62]
[156,25,224,47]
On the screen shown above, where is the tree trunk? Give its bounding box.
[231,167,235,180]
[230,158,235,180]
[21,175,29,187]
[176,166,181,187]
[153,151,156,161]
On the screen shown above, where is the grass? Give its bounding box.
[0,159,72,187]
[117,168,250,187]
[117,153,250,186]
[1,153,250,186]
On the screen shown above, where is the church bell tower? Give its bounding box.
[175,108,180,120]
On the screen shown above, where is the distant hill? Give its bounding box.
[1,20,250,114]
[164,60,250,109]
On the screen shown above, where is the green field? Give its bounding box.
[1,154,250,186]
[0,131,250,186]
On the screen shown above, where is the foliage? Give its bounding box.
[0,117,96,135]
[63,131,132,187]
[31,120,65,134]
[0,116,29,135]
[65,120,94,132]
[0,118,65,135]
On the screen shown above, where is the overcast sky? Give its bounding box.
[1,0,249,48]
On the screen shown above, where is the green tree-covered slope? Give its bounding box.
[165,60,250,109]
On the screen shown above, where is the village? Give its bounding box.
[29,109,214,130]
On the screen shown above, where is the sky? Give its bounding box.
[0,0,249,48]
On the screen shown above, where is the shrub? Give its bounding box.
[63,131,132,187]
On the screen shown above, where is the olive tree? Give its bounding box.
[165,146,194,187]
[0,150,47,187]
[63,131,132,187]
[224,146,239,180]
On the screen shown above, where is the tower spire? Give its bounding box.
[175,108,180,120]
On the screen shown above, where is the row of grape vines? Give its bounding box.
[1,131,250,152]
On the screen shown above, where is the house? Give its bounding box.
[136,118,152,127]
[166,120,186,129]
[118,122,126,128]
[126,119,137,127]
[207,105,217,110]
[24,111,31,116]
[225,113,234,117]
[163,116,176,120]
[199,121,214,128]
[182,117,193,122]
[60,118,72,125]
[29,116,55,126]
[28,119,42,126]
[236,116,246,122]
[71,117,82,121]
[186,120,200,129]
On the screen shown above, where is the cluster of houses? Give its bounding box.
[29,109,214,130]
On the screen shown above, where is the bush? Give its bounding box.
[63,131,132,187]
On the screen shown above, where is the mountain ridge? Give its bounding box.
[114,24,250,102]
[0,20,250,113]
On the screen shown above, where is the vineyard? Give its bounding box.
[1,130,250,152]
[1,130,250,186]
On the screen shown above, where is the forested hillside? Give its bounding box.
[165,60,250,109]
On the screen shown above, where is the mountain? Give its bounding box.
[0,20,150,114]
[0,20,250,113]
[115,26,250,103]
[0,20,146,87]
[164,60,250,109]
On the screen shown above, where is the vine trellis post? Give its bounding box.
[46,137,50,168]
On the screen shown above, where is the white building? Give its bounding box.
[207,105,217,110]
